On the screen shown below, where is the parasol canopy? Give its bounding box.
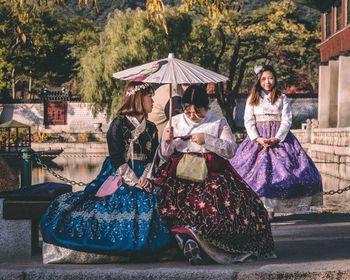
[112,53,228,84]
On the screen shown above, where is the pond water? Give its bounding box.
[32,156,106,192]
[30,156,350,213]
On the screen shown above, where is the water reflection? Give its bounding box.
[31,156,350,212]
[32,156,105,192]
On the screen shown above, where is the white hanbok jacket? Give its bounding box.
[244,91,292,142]
[160,112,237,160]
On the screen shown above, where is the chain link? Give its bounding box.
[323,185,350,195]
[314,161,350,164]
[29,153,350,163]
[35,156,87,186]
[11,152,350,194]
[37,153,107,158]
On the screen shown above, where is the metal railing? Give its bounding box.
[1,148,349,195]
[35,156,87,186]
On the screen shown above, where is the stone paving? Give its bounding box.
[1,213,350,280]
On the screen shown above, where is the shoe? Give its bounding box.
[244,254,258,262]
[183,239,204,265]
[174,233,187,250]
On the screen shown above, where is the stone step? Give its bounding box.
[1,213,350,280]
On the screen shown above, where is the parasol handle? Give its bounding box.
[169,83,173,128]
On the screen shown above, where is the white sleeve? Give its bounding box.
[275,95,292,142]
[158,121,175,161]
[159,140,175,160]
[203,118,237,159]
[140,163,152,179]
[115,163,138,186]
[244,99,260,141]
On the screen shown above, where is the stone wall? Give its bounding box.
[1,96,318,133]
[292,127,350,181]
[0,103,110,133]
[31,142,108,154]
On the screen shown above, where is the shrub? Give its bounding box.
[32,132,51,143]
[77,132,89,143]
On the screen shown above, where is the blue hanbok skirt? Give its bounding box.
[40,158,170,256]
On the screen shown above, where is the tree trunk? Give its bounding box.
[224,102,235,130]
[225,79,238,131]
[216,82,236,131]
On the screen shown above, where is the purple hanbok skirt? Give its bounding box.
[230,121,323,213]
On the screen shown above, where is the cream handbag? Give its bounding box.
[176,153,208,183]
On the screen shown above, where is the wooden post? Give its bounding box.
[15,128,18,151]
[20,147,34,188]
[11,68,16,99]
[169,83,173,127]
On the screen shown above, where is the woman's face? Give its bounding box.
[184,105,207,122]
[143,92,154,114]
[260,71,275,93]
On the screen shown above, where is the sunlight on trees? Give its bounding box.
[0,0,320,128]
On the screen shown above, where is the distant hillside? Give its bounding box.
[58,0,184,29]
[58,0,318,30]
[241,0,319,22]
[58,0,144,29]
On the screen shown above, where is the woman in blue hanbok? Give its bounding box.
[40,82,170,263]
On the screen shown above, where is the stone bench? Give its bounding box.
[0,198,50,257]
[0,183,72,258]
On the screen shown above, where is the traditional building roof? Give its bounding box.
[0,119,30,128]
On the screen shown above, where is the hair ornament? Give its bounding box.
[126,83,149,96]
[254,65,263,75]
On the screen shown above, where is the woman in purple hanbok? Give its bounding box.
[230,65,323,220]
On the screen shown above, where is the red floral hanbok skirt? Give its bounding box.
[153,152,275,257]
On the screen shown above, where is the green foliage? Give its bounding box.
[241,1,320,90]
[57,0,143,28]
[1,0,320,129]
[79,1,319,126]
[0,2,98,95]
[182,0,319,90]
[78,8,193,118]
[147,0,319,91]
[145,0,320,128]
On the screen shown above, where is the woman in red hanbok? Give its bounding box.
[153,85,275,265]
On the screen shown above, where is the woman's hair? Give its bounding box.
[116,82,154,116]
[182,84,209,109]
[249,65,279,106]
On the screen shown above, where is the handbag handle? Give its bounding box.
[185,135,205,153]
[174,135,191,140]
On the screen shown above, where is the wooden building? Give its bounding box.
[0,120,31,153]
[41,89,70,128]
[294,0,350,128]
